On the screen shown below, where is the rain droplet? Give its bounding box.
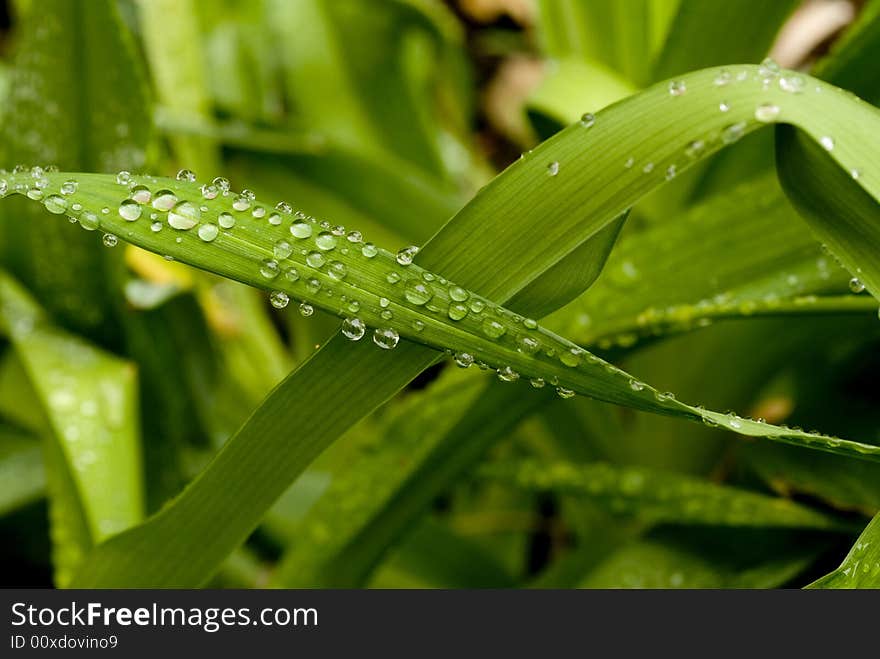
[267,212,282,226]
[754,103,780,122]
[851,169,862,180]
[448,303,468,321]
[80,211,99,231]
[315,231,337,251]
[517,336,540,354]
[454,352,474,368]
[373,328,399,349]
[722,122,745,144]
[719,101,730,112]
[779,74,805,94]
[306,251,326,268]
[497,366,519,382]
[176,169,196,182]
[116,171,132,186]
[342,317,366,341]
[200,184,218,200]
[849,277,865,293]
[405,280,433,305]
[556,387,575,399]
[269,291,289,309]
[668,80,686,96]
[665,165,677,180]
[291,221,313,239]
[197,223,219,242]
[212,177,231,194]
[713,69,731,86]
[327,261,347,281]
[819,135,834,151]
[530,378,545,389]
[299,303,314,317]
[218,212,235,229]
[284,267,300,283]
[386,272,401,284]
[260,259,280,279]
[274,239,293,260]
[232,194,251,211]
[547,161,560,176]
[362,243,378,258]
[60,179,78,195]
[482,318,506,339]
[167,201,200,230]
[252,206,267,219]
[102,234,118,247]
[579,113,595,128]
[118,199,142,221]
[43,194,68,214]
[152,189,178,211]
[396,245,419,265]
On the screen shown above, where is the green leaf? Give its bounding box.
[807,513,880,588]
[45,64,880,586]
[0,272,143,585]
[482,459,851,531]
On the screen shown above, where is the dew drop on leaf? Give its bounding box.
[372,328,399,349]
[197,223,219,242]
[167,201,200,229]
[341,317,366,341]
[118,199,142,221]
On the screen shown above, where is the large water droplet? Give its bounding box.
[102,234,118,247]
[152,189,178,211]
[448,303,468,321]
[260,259,280,279]
[218,212,235,229]
[373,328,399,349]
[80,211,99,231]
[167,201,200,230]
[315,231,337,251]
[327,261,347,281]
[291,221,313,239]
[454,352,474,368]
[299,303,314,317]
[819,135,835,151]
[396,245,419,266]
[43,194,68,214]
[849,277,866,293]
[362,243,378,258]
[118,199,142,221]
[404,280,432,305]
[306,251,326,268]
[60,180,78,196]
[269,291,289,309]
[176,169,196,182]
[198,223,218,242]
[482,318,506,339]
[116,171,132,186]
[274,239,292,260]
[342,317,366,341]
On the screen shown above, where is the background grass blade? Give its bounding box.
[0,272,142,586]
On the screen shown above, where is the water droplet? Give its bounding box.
[306,251,326,268]
[454,352,474,368]
[560,348,582,367]
[284,267,300,283]
[118,199,142,221]
[306,278,321,294]
[327,261,347,281]
[27,188,43,200]
[849,277,865,293]
[260,259,280,279]
[379,297,390,308]
[272,239,292,260]
[269,291,289,309]
[299,303,314,317]
[291,221,313,239]
[722,122,745,144]
[530,378,545,389]
[624,157,634,169]
[819,135,834,151]
[176,169,196,182]
[470,299,486,313]
[80,211,99,231]
[547,161,560,176]
[758,57,780,78]
[373,328,399,349]
[405,280,433,305]
[150,221,163,232]
[200,184,218,200]
[851,169,862,180]
[232,194,251,211]
[629,379,645,392]
[218,212,235,229]
[102,233,118,247]
[668,80,686,96]
[728,417,742,429]
[754,103,780,122]
[43,194,68,214]
[267,212,282,226]
[315,231,337,251]
[341,317,366,341]
[167,201,200,230]
[517,336,540,354]
[152,189,178,211]
[198,223,218,242]
[482,318,506,339]
[523,318,538,330]
[116,171,132,186]
[779,74,805,94]
[212,177,230,194]
[386,272,401,284]
[60,179,78,195]
[362,243,378,258]
[642,162,654,173]
[719,101,730,112]
[579,113,595,128]
[556,387,575,399]
[396,245,419,265]
[448,303,468,321]
[252,206,267,220]
[713,69,731,86]
[665,165,677,180]
[497,366,519,382]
